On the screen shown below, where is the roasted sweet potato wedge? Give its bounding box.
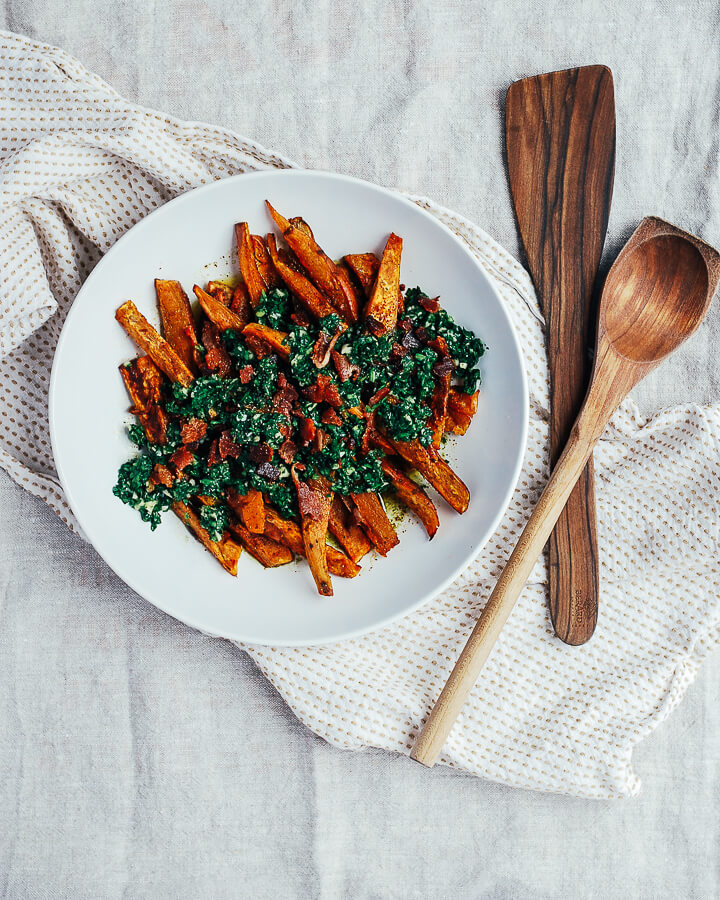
[444,389,480,436]
[241,321,291,360]
[172,501,242,574]
[205,280,233,307]
[266,233,337,320]
[349,492,399,556]
[387,438,469,514]
[116,300,194,387]
[427,336,453,449]
[231,282,252,326]
[289,216,314,239]
[119,355,169,444]
[251,234,281,290]
[344,252,380,297]
[229,521,293,567]
[226,486,265,534]
[266,201,358,321]
[263,507,360,579]
[380,458,439,538]
[292,470,334,596]
[234,222,266,307]
[328,495,373,563]
[154,279,199,373]
[193,285,248,333]
[363,233,402,335]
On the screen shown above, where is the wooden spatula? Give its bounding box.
[505,66,615,644]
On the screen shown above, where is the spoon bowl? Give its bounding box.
[602,234,710,364]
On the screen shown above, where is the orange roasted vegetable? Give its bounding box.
[291,469,334,596]
[380,458,439,539]
[234,222,266,307]
[386,437,469,514]
[362,233,402,335]
[349,492,399,556]
[119,356,169,444]
[116,300,194,387]
[155,279,199,373]
[205,280,234,306]
[263,508,360,579]
[265,233,337,320]
[328,496,373,563]
[251,234,281,290]
[427,336,453,449]
[226,487,265,534]
[172,501,242,575]
[241,321,291,360]
[344,252,379,297]
[229,521,293,567]
[193,285,248,333]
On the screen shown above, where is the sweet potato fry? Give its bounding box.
[291,470,334,596]
[380,458,439,539]
[229,521,293,567]
[289,216,314,239]
[344,252,379,297]
[172,501,242,575]
[234,222,266,307]
[363,233,402,336]
[444,389,480,436]
[265,233,337,320]
[116,300,194,387]
[349,492,399,556]
[427,336,453,449]
[266,201,358,321]
[119,356,169,444]
[263,507,360,578]
[241,321,290,360]
[205,280,233,306]
[328,495,373,563]
[226,487,265,534]
[387,437,469,514]
[231,282,251,326]
[154,279,199,373]
[251,234,281,290]
[193,285,248,332]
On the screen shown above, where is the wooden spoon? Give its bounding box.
[410,216,720,767]
[506,66,615,645]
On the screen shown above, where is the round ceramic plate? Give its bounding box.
[50,170,528,646]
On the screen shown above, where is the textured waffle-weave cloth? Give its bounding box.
[1,29,719,799]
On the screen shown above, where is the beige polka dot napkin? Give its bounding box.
[2,29,718,799]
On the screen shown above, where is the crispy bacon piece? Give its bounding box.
[331,349,360,383]
[291,468,334,596]
[150,463,174,489]
[154,279,199,373]
[193,285,248,333]
[320,407,342,427]
[229,521,293,567]
[226,487,265,534]
[234,222,266,307]
[418,294,441,313]
[297,416,316,446]
[311,329,342,369]
[380,458,439,538]
[180,417,207,444]
[218,430,242,460]
[265,233,337,320]
[328,496,373,563]
[349,493,399,556]
[201,320,232,378]
[169,446,195,472]
[303,374,342,408]
[241,322,290,360]
[427,336,453,449]
[362,233,402,335]
[263,507,360,578]
[312,428,330,452]
[172,501,241,575]
[367,386,391,408]
[120,356,169,444]
[205,280,233,306]
[251,234,281,290]
[116,300,194,387]
[266,201,358,321]
[207,439,221,467]
[230,283,252,327]
[278,438,298,464]
[238,364,254,384]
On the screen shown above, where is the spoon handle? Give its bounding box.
[410,418,596,767]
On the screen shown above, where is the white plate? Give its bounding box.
[50,170,527,646]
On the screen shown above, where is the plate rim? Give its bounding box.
[49,168,529,646]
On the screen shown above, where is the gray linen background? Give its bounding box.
[2,1,720,898]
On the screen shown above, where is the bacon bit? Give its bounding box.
[401,330,421,351]
[180,417,207,444]
[360,410,377,455]
[291,468,325,521]
[365,315,386,337]
[399,283,406,292]
[331,349,360,383]
[290,300,312,329]
[207,439,221,467]
[244,334,270,359]
[256,461,280,481]
[150,463,174,488]
[311,329,342,369]
[312,428,330,452]
[303,373,343,407]
[238,364,254,384]
[278,438,297,464]
[418,295,441,313]
[230,284,251,326]
[398,318,412,333]
[433,356,455,377]
[391,341,407,360]
[170,446,195,472]
[298,416,317,446]
[367,386,390,407]
[414,325,429,344]
[201,320,232,378]
[320,407,342,426]
[248,443,273,465]
[219,430,242,460]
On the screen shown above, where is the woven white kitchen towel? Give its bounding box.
[1,30,719,800]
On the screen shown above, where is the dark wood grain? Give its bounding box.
[505,66,615,645]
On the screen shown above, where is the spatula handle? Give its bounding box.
[410,422,595,767]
